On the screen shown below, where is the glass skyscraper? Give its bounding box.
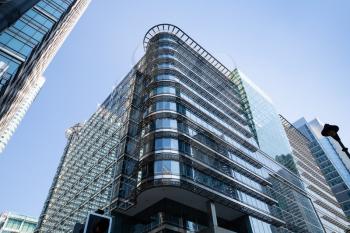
[37,24,345,233]
[0,75,45,152]
[231,69,349,232]
[281,117,349,232]
[230,69,299,175]
[295,118,350,219]
[0,0,90,153]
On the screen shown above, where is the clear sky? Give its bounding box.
[1,0,349,218]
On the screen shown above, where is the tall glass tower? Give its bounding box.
[281,117,349,232]
[0,75,45,152]
[0,0,90,153]
[231,69,349,232]
[295,118,350,219]
[38,24,333,233]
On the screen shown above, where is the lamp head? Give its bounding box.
[322,124,340,142]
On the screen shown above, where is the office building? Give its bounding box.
[230,69,300,175]
[295,118,350,218]
[0,0,90,153]
[232,69,350,232]
[281,116,349,232]
[0,212,37,233]
[38,24,332,233]
[0,75,44,152]
[231,68,349,232]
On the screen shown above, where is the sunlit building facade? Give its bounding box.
[0,212,37,233]
[0,76,44,152]
[36,24,346,233]
[230,68,349,232]
[0,0,90,153]
[295,118,350,219]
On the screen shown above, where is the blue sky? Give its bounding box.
[1,0,349,218]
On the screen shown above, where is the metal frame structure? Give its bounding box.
[143,24,234,78]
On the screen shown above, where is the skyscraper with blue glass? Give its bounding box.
[295,118,350,219]
[0,0,90,153]
[281,117,349,232]
[231,69,349,233]
[37,24,348,233]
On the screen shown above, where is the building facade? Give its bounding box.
[37,24,338,233]
[281,117,349,232]
[0,75,44,152]
[295,118,350,219]
[230,69,300,175]
[0,212,37,233]
[230,69,349,232]
[0,0,90,153]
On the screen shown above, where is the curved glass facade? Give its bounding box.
[37,24,339,233]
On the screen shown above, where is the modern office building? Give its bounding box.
[281,116,349,232]
[38,24,332,233]
[0,75,44,152]
[295,118,350,219]
[0,212,37,233]
[0,0,90,153]
[230,69,300,175]
[231,69,349,232]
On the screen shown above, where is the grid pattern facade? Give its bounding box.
[230,69,299,175]
[35,68,141,232]
[281,116,349,232]
[295,118,350,218]
[229,69,325,233]
[0,0,90,153]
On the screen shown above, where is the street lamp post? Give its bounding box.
[321,123,350,159]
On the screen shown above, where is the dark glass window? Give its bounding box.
[155,138,178,151]
[154,74,178,82]
[155,118,177,129]
[154,160,180,175]
[152,86,176,95]
[155,101,176,111]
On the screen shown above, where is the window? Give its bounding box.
[158,63,174,69]
[158,54,175,59]
[155,118,177,129]
[154,160,180,175]
[155,138,178,151]
[154,74,178,82]
[155,101,176,111]
[152,86,176,95]
[5,218,22,230]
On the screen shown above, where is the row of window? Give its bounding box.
[144,100,255,156]
[147,84,252,141]
[36,0,66,19]
[0,7,56,59]
[143,136,264,192]
[151,160,273,215]
[154,41,242,106]
[145,118,266,179]
[148,71,244,119]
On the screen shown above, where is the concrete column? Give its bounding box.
[208,201,218,227]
